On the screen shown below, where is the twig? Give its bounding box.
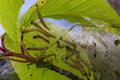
[35,61,83,80]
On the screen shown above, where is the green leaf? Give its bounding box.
[4,23,94,80]
[0,0,24,41]
[2,0,120,80]
[20,0,120,30]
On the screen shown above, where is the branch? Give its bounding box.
[35,61,83,80]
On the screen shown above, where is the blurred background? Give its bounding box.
[107,0,120,14]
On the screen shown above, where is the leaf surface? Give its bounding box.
[4,23,93,80]
[20,0,120,29]
[0,0,24,41]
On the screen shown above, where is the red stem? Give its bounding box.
[3,56,29,63]
[2,51,36,62]
[0,47,5,52]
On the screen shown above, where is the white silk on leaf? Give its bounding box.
[72,29,120,80]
